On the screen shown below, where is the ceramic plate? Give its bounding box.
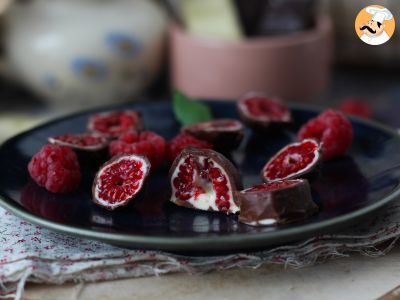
[0,101,399,252]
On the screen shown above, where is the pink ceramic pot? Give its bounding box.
[170,17,333,101]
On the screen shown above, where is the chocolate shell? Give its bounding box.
[169,147,243,214]
[237,179,318,226]
[261,139,322,182]
[87,110,144,139]
[92,154,151,211]
[237,92,292,131]
[48,133,109,166]
[181,119,245,151]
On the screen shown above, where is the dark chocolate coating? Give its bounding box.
[239,112,292,132]
[75,148,109,168]
[92,154,150,211]
[48,136,110,168]
[237,179,318,226]
[169,147,243,212]
[236,98,292,132]
[181,119,244,151]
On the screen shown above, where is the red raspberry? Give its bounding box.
[28,145,81,193]
[298,109,353,160]
[338,98,372,119]
[109,131,166,168]
[167,133,213,162]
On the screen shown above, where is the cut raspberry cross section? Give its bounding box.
[169,147,242,214]
[262,139,321,182]
[87,110,143,138]
[237,92,291,130]
[92,154,150,210]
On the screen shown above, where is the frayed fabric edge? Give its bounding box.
[2,235,399,298]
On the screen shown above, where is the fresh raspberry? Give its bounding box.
[167,133,213,162]
[338,98,372,119]
[109,131,166,168]
[28,145,81,193]
[297,109,353,160]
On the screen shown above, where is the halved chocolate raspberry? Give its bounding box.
[262,139,321,182]
[92,154,150,210]
[87,110,144,139]
[181,119,244,151]
[169,147,243,214]
[237,179,318,226]
[237,92,291,131]
[48,133,109,164]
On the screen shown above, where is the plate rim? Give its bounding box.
[0,102,399,251]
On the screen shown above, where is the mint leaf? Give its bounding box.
[173,90,212,126]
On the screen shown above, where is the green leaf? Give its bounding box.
[173,90,212,126]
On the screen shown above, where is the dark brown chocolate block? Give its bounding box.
[181,119,244,151]
[237,179,318,226]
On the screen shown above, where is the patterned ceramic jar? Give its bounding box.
[3,0,167,107]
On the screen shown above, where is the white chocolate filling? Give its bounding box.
[171,155,239,213]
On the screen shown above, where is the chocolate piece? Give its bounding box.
[169,147,243,214]
[237,179,318,226]
[87,110,144,139]
[48,133,109,166]
[92,154,150,211]
[237,92,292,132]
[181,119,244,151]
[261,139,321,182]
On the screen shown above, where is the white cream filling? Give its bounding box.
[94,155,149,209]
[170,155,239,213]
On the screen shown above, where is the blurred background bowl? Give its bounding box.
[2,0,168,108]
[170,16,333,101]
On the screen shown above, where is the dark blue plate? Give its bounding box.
[0,101,399,252]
